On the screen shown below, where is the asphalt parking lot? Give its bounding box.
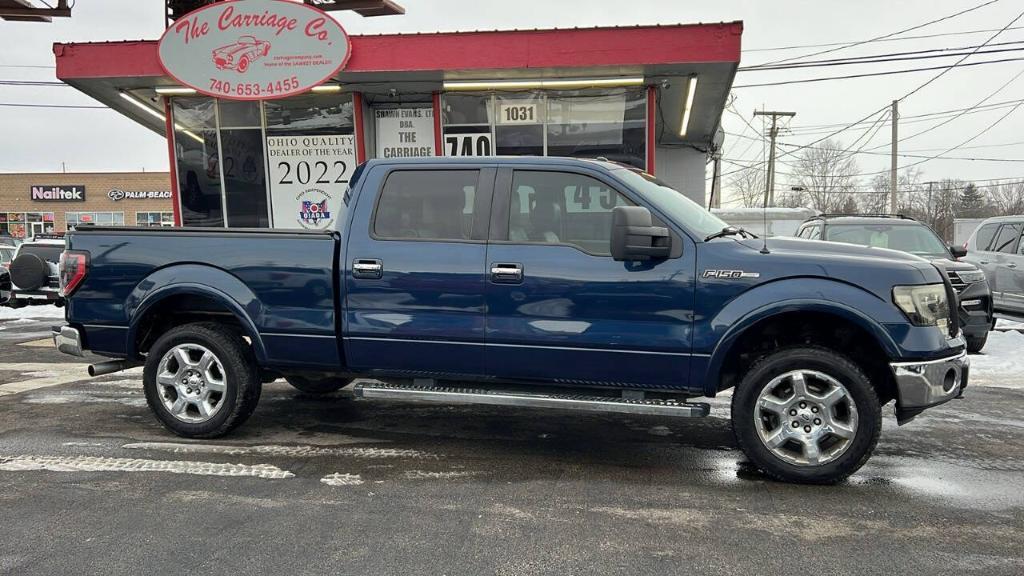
[0,316,1022,575]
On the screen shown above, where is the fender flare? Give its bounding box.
[700,278,902,396]
[124,264,267,363]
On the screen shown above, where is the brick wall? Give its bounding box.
[0,172,173,237]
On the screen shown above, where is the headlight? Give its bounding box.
[956,269,986,284]
[893,284,950,329]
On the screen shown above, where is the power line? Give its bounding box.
[733,56,1024,88]
[0,102,109,109]
[739,42,1024,72]
[742,26,1024,53]
[751,0,1006,66]
[785,98,1024,134]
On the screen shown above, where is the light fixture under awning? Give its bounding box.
[444,77,645,91]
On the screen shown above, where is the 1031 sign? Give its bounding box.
[445,133,493,157]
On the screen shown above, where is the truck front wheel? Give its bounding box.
[731,346,882,484]
[285,375,352,395]
[143,322,262,438]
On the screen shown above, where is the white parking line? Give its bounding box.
[0,454,294,479]
[124,442,438,459]
[0,362,90,396]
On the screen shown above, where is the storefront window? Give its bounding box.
[265,93,354,135]
[66,212,124,227]
[0,212,55,238]
[137,212,175,227]
[440,88,647,169]
[172,97,224,228]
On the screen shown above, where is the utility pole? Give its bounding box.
[754,110,796,207]
[709,151,722,209]
[890,99,899,214]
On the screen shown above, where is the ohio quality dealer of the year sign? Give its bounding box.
[158,0,351,100]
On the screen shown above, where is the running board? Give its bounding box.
[353,382,710,418]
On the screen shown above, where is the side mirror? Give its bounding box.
[611,206,671,262]
[0,266,10,306]
[949,245,967,259]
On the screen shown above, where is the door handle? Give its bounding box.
[353,258,383,279]
[979,260,989,265]
[1009,263,1018,269]
[490,262,523,283]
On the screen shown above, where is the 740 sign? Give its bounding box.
[445,133,493,157]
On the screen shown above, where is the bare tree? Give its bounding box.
[793,140,861,212]
[989,180,1024,215]
[727,166,767,208]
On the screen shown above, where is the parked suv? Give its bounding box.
[796,214,992,352]
[7,234,65,308]
[962,216,1024,318]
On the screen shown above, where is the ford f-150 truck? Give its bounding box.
[53,157,968,484]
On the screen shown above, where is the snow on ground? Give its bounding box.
[971,330,1024,390]
[0,305,65,320]
[995,317,1024,330]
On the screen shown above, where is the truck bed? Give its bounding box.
[65,226,342,369]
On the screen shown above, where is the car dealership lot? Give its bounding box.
[0,314,1022,575]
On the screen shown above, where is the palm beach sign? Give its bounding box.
[158,0,351,101]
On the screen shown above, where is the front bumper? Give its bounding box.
[890,351,968,425]
[53,325,84,357]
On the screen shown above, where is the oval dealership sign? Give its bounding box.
[158,0,350,101]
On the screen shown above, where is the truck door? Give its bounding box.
[343,165,495,377]
[990,222,1023,311]
[484,167,696,389]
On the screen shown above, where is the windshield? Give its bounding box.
[825,223,950,258]
[613,168,729,239]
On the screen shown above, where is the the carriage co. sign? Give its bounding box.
[158,0,351,101]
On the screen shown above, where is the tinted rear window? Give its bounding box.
[21,245,62,263]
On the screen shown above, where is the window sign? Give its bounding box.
[444,133,493,157]
[267,134,356,230]
[497,102,541,125]
[375,108,434,158]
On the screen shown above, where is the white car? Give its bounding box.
[7,235,64,308]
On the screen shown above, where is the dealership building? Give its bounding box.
[53,3,741,229]
[0,172,173,239]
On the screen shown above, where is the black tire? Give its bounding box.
[966,332,988,354]
[285,375,351,394]
[10,253,48,291]
[731,346,882,484]
[143,322,261,438]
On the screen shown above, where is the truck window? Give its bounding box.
[508,170,633,256]
[973,223,999,251]
[992,223,1022,254]
[374,170,478,241]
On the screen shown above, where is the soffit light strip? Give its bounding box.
[154,86,197,96]
[679,76,698,137]
[443,77,645,91]
[120,92,202,144]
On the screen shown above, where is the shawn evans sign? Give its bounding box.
[375,108,434,158]
[267,134,356,230]
[158,0,351,100]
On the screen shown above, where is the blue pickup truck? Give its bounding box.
[52,157,967,484]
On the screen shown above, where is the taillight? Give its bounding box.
[59,250,88,297]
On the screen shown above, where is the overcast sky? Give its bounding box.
[1,0,1022,204]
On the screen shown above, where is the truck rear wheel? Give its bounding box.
[731,346,881,484]
[143,322,261,438]
[285,375,351,395]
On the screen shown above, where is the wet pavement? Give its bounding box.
[0,317,1022,575]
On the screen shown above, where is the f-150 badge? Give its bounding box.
[702,270,760,279]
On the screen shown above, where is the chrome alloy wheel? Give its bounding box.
[753,370,859,466]
[156,343,227,423]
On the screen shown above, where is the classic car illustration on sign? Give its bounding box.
[213,36,271,73]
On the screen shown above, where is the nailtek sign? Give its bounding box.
[158,0,351,101]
